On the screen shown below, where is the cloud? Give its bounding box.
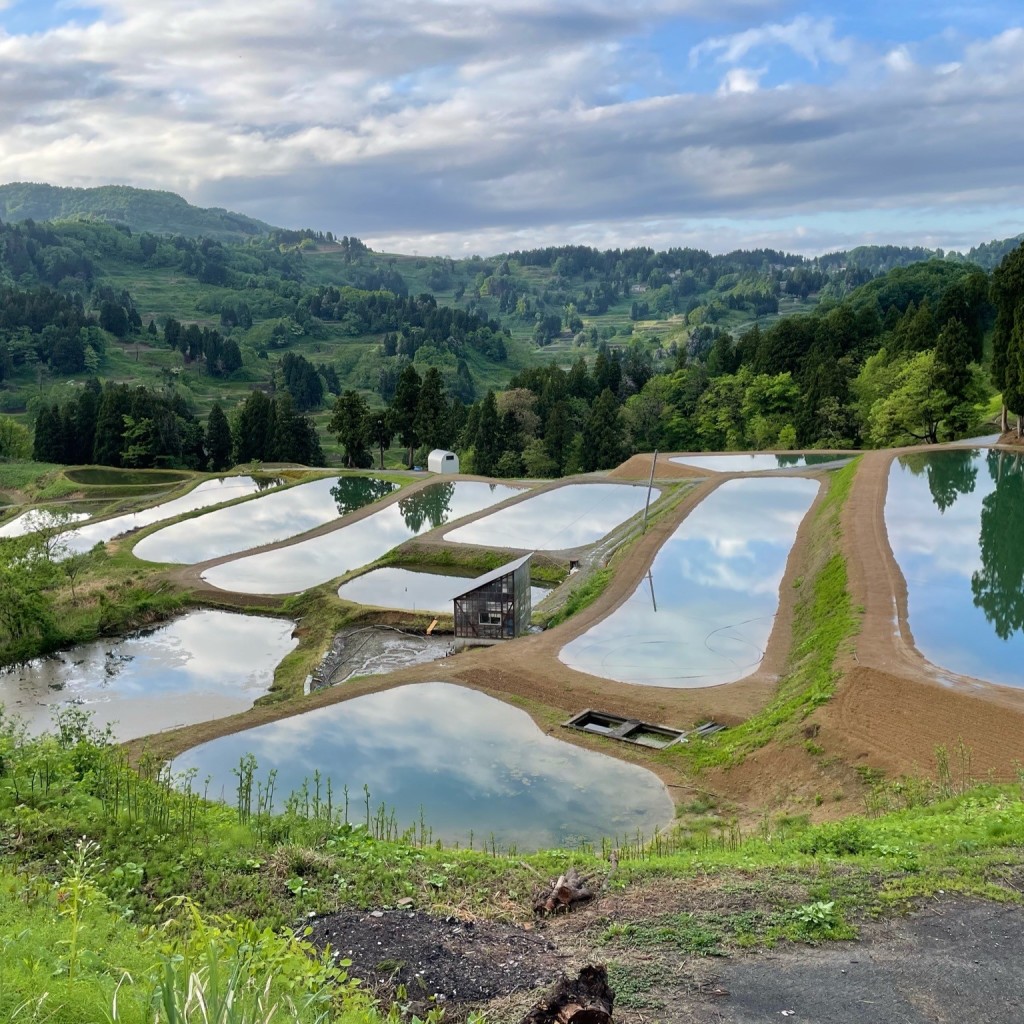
[1,2,1023,254]
[689,14,854,69]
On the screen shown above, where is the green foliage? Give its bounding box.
[546,568,613,628]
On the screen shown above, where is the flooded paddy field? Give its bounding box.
[134,475,398,564]
[444,482,655,550]
[59,475,279,555]
[202,481,522,595]
[0,508,91,537]
[174,682,673,850]
[560,477,819,687]
[670,453,851,472]
[886,448,1024,686]
[337,565,550,613]
[0,609,297,740]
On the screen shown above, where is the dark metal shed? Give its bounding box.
[453,553,533,642]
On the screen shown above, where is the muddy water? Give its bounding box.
[670,453,850,472]
[59,476,277,555]
[444,483,655,550]
[174,682,673,850]
[559,477,819,687]
[202,481,523,595]
[134,476,398,564]
[337,566,549,612]
[886,448,1024,686]
[0,610,297,740]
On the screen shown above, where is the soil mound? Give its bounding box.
[307,908,564,1006]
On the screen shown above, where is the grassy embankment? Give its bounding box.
[679,459,860,770]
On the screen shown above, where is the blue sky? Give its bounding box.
[1,0,1022,255]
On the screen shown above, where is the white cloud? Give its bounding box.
[719,66,764,94]
[0,2,1023,254]
[690,14,854,69]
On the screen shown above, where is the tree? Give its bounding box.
[0,415,31,459]
[329,390,371,468]
[206,403,233,471]
[390,364,421,468]
[415,367,448,451]
[581,388,625,471]
[521,438,557,478]
[233,390,276,463]
[368,411,393,470]
[990,242,1024,431]
[473,390,501,477]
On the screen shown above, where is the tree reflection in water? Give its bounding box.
[398,482,455,533]
[330,477,398,516]
[971,450,1024,640]
[900,448,978,513]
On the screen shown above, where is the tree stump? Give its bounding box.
[520,965,614,1024]
[533,866,596,916]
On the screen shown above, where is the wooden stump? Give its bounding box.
[521,965,614,1024]
[533,866,596,916]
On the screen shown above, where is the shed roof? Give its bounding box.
[428,448,458,458]
[452,553,532,600]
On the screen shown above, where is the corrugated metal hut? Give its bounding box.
[453,553,533,643]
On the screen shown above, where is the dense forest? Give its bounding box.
[0,187,1022,475]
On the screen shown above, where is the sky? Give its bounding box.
[1,0,1023,257]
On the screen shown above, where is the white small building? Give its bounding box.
[427,449,460,474]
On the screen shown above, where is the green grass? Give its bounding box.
[681,459,860,770]
[546,567,614,627]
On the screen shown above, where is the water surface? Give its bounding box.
[203,482,523,594]
[59,476,275,555]
[670,453,850,472]
[445,483,655,550]
[337,566,549,612]
[0,610,297,740]
[886,448,1024,686]
[0,509,90,538]
[134,476,398,564]
[560,477,819,687]
[174,682,673,850]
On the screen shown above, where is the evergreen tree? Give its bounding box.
[93,385,131,466]
[474,390,501,476]
[233,390,276,463]
[328,390,371,468]
[416,367,448,451]
[390,363,422,468]
[206,403,233,471]
[582,388,625,471]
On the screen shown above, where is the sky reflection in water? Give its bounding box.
[134,476,397,564]
[174,683,673,851]
[886,448,1024,686]
[670,453,850,472]
[59,476,271,554]
[0,610,297,740]
[203,481,522,594]
[445,483,655,550]
[338,566,549,612]
[560,477,819,687]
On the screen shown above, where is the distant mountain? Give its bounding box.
[965,233,1024,271]
[0,182,278,242]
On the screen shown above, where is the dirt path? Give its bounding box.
[824,446,1024,780]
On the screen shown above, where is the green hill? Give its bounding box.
[0,182,277,242]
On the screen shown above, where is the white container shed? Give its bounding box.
[427,449,460,474]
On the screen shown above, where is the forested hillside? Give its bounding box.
[0,190,1021,475]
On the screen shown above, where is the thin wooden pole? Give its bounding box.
[642,449,658,532]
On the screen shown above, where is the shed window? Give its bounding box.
[479,611,502,625]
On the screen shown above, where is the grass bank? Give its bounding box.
[681,459,860,770]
